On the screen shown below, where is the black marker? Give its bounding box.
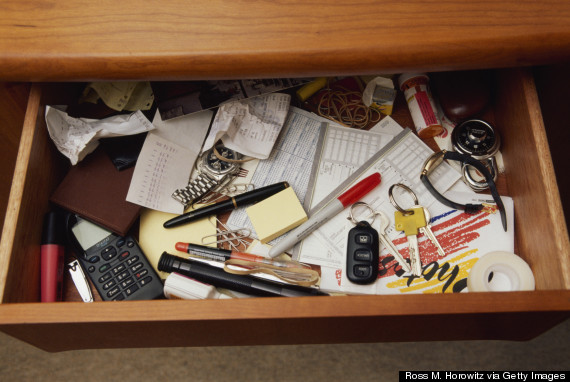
[158,252,328,297]
[164,182,289,228]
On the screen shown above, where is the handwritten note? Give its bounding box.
[127,109,213,214]
[126,134,194,214]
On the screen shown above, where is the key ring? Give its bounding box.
[347,201,377,225]
[388,183,419,216]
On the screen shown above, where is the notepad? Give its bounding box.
[246,187,308,243]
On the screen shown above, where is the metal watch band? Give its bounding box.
[172,173,220,207]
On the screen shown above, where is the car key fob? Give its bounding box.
[346,221,379,284]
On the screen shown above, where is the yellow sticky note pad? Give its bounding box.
[246,187,308,243]
[139,206,217,279]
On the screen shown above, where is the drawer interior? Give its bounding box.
[1,68,569,306]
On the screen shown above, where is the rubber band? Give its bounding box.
[224,259,320,287]
[317,85,382,129]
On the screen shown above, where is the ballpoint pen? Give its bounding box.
[267,172,381,258]
[164,181,289,228]
[175,242,310,269]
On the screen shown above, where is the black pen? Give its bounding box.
[163,181,289,228]
[158,252,328,297]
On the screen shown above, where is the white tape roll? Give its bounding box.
[467,251,535,292]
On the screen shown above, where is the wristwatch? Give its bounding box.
[172,145,242,207]
[420,150,507,231]
[451,119,501,191]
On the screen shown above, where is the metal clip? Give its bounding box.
[68,259,93,303]
[223,183,254,195]
[197,183,255,205]
[203,218,252,251]
[347,201,377,226]
[388,183,419,215]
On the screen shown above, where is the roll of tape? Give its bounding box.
[467,251,535,292]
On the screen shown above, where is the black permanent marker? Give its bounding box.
[158,252,328,297]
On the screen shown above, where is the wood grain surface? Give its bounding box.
[1,291,569,351]
[0,83,28,233]
[0,1,569,80]
[496,69,570,290]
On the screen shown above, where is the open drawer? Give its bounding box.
[0,68,568,352]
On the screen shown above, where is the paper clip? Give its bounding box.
[201,229,251,246]
[198,183,255,205]
[203,218,252,251]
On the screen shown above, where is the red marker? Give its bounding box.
[175,242,309,269]
[41,212,66,302]
[268,172,381,258]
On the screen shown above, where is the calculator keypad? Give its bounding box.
[83,236,162,301]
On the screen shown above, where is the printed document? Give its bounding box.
[305,122,396,211]
[297,129,462,269]
[226,107,325,236]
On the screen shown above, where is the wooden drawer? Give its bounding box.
[0,68,568,352]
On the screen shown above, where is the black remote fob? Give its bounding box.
[346,221,379,284]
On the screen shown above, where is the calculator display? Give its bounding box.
[71,218,111,250]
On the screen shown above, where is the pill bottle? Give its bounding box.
[398,73,443,138]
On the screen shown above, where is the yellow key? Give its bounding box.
[394,207,427,276]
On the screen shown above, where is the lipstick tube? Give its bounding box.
[41,211,66,302]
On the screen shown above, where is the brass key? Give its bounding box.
[394,207,427,276]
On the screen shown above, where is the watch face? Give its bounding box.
[204,146,238,173]
[452,120,500,158]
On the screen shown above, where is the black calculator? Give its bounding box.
[66,214,164,301]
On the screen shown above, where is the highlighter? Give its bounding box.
[41,211,66,302]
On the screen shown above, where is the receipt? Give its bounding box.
[45,106,154,165]
[81,82,154,111]
[201,93,291,159]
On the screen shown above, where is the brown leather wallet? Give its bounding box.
[50,148,141,236]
